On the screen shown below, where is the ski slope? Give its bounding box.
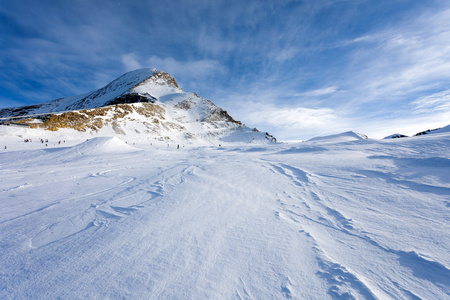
[1,130,449,299]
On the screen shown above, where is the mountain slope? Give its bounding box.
[0,69,162,116]
[0,69,276,144]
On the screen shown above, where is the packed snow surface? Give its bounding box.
[1,129,449,299]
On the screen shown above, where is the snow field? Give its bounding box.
[0,132,449,299]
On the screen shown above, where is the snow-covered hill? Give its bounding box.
[307,131,368,144]
[0,69,276,144]
[414,124,450,136]
[1,128,449,299]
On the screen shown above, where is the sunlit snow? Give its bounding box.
[1,125,449,299]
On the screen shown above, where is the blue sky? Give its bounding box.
[1,0,449,140]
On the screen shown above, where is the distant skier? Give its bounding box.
[177,144,180,149]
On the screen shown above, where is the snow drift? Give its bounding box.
[68,137,140,156]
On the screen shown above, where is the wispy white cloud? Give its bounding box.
[121,53,142,72]
[217,86,350,140]
[246,105,340,129]
[413,89,450,113]
[196,28,236,56]
[241,103,349,141]
[295,86,339,97]
[272,47,299,63]
[147,56,226,80]
[345,8,450,104]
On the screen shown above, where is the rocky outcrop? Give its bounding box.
[137,71,180,89]
[12,103,166,132]
[414,128,441,136]
[384,133,408,139]
[106,92,156,106]
[202,108,242,125]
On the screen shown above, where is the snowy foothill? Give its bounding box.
[1,124,449,299]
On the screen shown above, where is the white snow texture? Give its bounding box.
[1,126,449,299]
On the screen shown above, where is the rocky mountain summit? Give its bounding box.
[0,69,276,144]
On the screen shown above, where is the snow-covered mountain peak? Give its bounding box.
[133,69,180,89]
[65,69,184,110]
[0,69,184,117]
[0,69,276,145]
[131,70,184,101]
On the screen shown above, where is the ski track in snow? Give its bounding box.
[29,162,201,248]
[262,146,450,299]
[266,162,379,298]
[0,135,449,299]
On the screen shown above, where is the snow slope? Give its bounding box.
[430,124,450,134]
[1,129,449,299]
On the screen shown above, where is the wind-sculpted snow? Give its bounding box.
[0,131,449,299]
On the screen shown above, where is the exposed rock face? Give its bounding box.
[138,71,180,89]
[14,103,166,132]
[106,92,156,106]
[265,132,277,142]
[201,108,242,124]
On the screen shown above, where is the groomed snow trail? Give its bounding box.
[0,134,449,299]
